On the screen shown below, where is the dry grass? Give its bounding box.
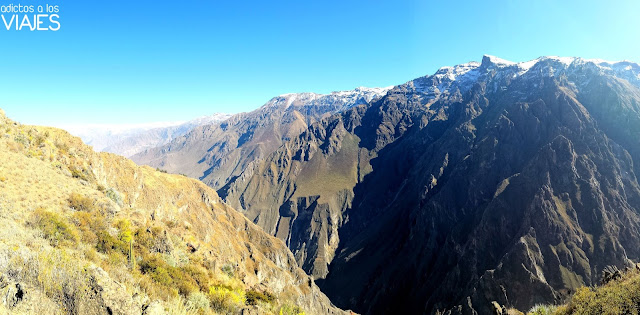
[0,111,314,314]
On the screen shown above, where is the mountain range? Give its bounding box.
[131,87,391,189]
[64,113,232,158]
[133,55,640,314]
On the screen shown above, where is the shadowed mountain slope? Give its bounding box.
[132,87,391,190]
[220,56,640,314]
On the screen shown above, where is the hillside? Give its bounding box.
[0,109,344,314]
[510,263,640,314]
[218,56,640,313]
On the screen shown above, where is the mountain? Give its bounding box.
[132,87,391,189]
[0,109,344,314]
[218,55,640,313]
[64,113,232,157]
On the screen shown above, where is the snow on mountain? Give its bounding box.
[267,86,393,111]
[401,55,640,100]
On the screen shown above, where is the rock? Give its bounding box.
[86,265,142,315]
[143,301,164,315]
[491,301,504,315]
[3,282,25,308]
[601,265,622,285]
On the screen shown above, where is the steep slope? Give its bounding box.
[220,56,640,313]
[131,87,391,190]
[65,113,232,157]
[0,109,344,314]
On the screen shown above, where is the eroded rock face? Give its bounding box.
[222,57,640,313]
[132,88,390,191]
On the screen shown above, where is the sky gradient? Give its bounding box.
[1,0,639,127]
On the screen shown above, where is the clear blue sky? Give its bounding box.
[1,0,639,126]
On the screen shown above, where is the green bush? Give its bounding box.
[209,285,246,313]
[246,289,275,305]
[139,254,200,297]
[278,304,305,315]
[96,230,128,255]
[221,264,234,278]
[32,208,79,246]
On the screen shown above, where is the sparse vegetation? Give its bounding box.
[31,208,79,246]
[68,192,96,212]
[553,267,640,315]
[516,265,640,315]
[246,289,275,305]
[278,304,305,315]
[209,285,246,313]
[105,187,123,206]
[0,114,313,314]
[528,304,558,315]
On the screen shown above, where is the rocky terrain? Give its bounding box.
[0,109,344,314]
[217,56,640,313]
[132,87,391,190]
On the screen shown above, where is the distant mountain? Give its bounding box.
[64,113,232,157]
[131,87,391,189]
[0,109,344,314]
[218,55,640,313]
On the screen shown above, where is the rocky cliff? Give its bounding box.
[132,87,391,190]
[221,56,640,313]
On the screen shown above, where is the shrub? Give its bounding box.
[70,166,89,181]
[34,134,46,147]
[163,296,199,315]
[72,211,107,245]
[209,285,246,313]
[68,193,96,212]
[186,291,210,312]
[96,230,128,255]
[528,304,557,315]
[278,304,305,315]
[221,264,234,278]
[246,289,275,305]
[55,141,69,154]
[181,265,210,292]
[105,188,124,207]
[139,253,200,297]
[31,208,79,246]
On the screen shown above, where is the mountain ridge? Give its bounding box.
[132,86,391,190]
[64,113,233,157]
[216,55,640,314]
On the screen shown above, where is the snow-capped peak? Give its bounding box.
[267,86,392,110]
[482,55,516,67]
[403,55,640,99]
